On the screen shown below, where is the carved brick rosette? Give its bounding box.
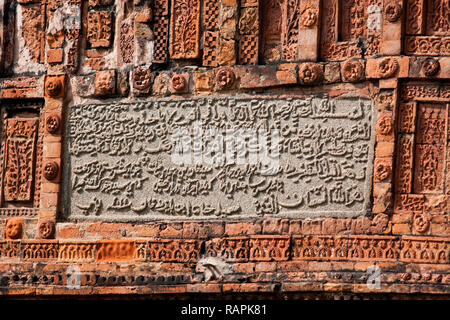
[384,2,402,22]
[38,220,56,239]
[43,161,59,181]
[95,70,116,96]
[45,75,65,98]
[216,68,235,89]
[342,59,363,82]
[374,159,392,182]
[376,114,394,136]
[299,63,323,84]
[171,74,187,93]
[378,58,399,78]
[422,58,440,76]
[45,114,61,134]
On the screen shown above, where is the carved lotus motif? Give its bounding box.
[43,161,59,181]
[375,161,392,182]
[171,74,187,92]
[216,68,235,89]
[384,3,402,22]
[45,77,63,98]
[342,60,363,82]
[376,114,393,135]
[299,63,323,84]
[422,58,440,76]
[45,114,61,134]
[38,220,56,239]
[378,58,399,78]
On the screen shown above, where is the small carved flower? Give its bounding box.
[375,161,392,181]
[45,77,62,98]
[378,57,399,78]
[171,74,186,92]
[216,68,235,89]
[299,63,323,84]
[413,214,430,234]
[422,58,440,76]
[384,3,402,22]
[43,161,59,181]
[301,7,318,28]
[38,220,55,239]
[377,114,393,135]
[45,114,61,134]
[342,60,363,82]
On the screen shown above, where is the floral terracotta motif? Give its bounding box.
[384,3,402,22]
[38,220,56,239]
[43,161,59,181]
[171,74,187,92]
[422,58,440,76]
[216,68,235,89]
[45,114,61,134]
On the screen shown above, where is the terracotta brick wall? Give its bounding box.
[0,0,448,298]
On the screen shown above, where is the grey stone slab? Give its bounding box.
[63,96,375,221]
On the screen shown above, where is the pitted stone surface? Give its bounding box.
[65,97,375,220]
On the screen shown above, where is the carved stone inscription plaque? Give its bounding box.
[65,97,375,220]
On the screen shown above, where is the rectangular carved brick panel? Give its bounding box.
[282,0,300,61]
[3,119,39,202]
[21,4,44,63]
[203,0,219,30]
[96,241,136,261]
[22,242,59,261]
[414,144,445,194]
[249,236,290,261]
[398,102,417,134]
[153,15,169,63]
[170,0,201,59]
[416,104,446,144]
[395,134,414,194]
[405,0,425,35]
[394,194,424,213]
[154,0,169,16]
[239,35,259,64]
[148,240,201,262]
[203,31,219,67]
[0,241,20,259]
[87,11,113,48]
[206,237,250,262]
[425,0,450,36]
[66,97,375,220]
[58,242,96,262]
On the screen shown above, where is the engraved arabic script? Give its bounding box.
[66,97,374,220]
